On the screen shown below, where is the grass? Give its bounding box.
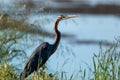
[92,41,120,80]
[0,63,19,80]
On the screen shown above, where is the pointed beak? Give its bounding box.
[65,15,77,19]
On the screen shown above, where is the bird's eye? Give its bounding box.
[59,15,64,18]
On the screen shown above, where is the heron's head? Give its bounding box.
[57,15,77,21]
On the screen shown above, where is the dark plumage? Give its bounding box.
[20,42,53,79]
[20,15,76,80]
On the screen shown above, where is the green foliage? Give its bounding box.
[0,63,19,80]
[0,13,27,80]
[92,41,120,80]
[0,31,24,80]
[0,30,25,63]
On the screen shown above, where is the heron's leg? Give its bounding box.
[34,71,38,80]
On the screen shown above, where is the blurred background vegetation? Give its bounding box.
[0,0,120,80]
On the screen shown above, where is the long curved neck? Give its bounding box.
[52,18,61,53]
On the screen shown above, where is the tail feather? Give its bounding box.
[20,68,34,80]
[19,72,23,80]
[20,71,29,80]
[20,72,25,80]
